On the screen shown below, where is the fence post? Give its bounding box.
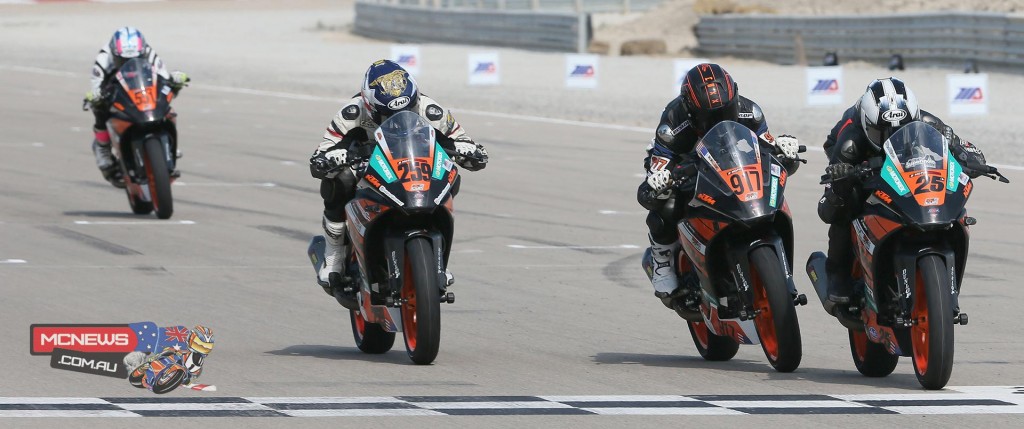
[623,0,630,14]
[531,0,539,10]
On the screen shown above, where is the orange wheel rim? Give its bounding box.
[401,258,417,351]
[911,272,929,375]
[751,266,779,360]
[692,321,709,348]
[354,312,366,338]
[852,331,868,361]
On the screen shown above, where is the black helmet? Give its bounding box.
[681,63,739,133]
[361,60,419,123]
[858,77,920,150]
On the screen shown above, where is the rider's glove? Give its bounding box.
[454,138,488,171]
[825,162,855,181]
[84,88,104,108]
[646,169,673,197]
[171,71,190,90]
[775,134,799,159]
[310,148,348,179]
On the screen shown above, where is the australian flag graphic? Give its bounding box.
[129,322,190,353]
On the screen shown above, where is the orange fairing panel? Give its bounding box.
[719,165,764,201]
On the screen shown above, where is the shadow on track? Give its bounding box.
[592,351,922,389]
[265,344,412,366]
[63,210,148,218]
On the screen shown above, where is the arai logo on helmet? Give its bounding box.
[387,96,411,111]
[881,109,908,123]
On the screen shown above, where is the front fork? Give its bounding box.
[892,244,965,326]
[382,229,452,305]
[727,235,807,320]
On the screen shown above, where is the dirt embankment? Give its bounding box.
[595,0,1024,56]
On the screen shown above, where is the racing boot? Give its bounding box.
[318,216,349,292]
[649,235,682,303]
[825,222,854,304]
[92,130,124,188]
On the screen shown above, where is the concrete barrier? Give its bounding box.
[354,1,590,52]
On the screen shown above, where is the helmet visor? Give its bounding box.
[692,101,739,132]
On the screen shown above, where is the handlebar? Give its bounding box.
[820,157,1009,184]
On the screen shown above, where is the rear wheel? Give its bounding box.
[750,246,802,372]
[401,238,441,365]
[911,254,955,390]
[687,320,739,361]
[349,309,395,354]
[848,329,899,377]
[143,137,173,219]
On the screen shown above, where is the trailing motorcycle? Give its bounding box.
[86,57,182,219]
[307,111,478,365]
[643,121,808,372]
[806,121,1008,389]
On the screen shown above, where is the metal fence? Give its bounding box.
[354,1,590,52]
[382,0,664,13]
[696,12,1024,70]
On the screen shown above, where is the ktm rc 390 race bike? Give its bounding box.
[88,57,182,219]
[807,121,1008,389]
[643,121,808,372]
[308,111,477,365]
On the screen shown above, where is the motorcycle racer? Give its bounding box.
[309,59,488,289]
[638,63,803,306]
[818,77,987,304]
[84,26,189,187]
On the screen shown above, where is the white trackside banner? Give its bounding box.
[947,73,988,115]
[671,58,709,95]
[390,45,421,77]
[805,66,843,106]
[565,54,599,89]
[467,52,500,86]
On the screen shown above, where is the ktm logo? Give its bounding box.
[697,193,717,205]
[874,189,893,204]
[953,87,984,103]
[811,79,840,93]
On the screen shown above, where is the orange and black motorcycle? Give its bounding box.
[308,111,476,365]
[807,121,1008,389]
[93,58,181,219]
[642,121,807,372]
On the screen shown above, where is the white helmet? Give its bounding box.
[858,77,920,150]
[108,27,147,60]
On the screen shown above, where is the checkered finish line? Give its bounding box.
[2,386,1023,417]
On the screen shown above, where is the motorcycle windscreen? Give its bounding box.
[114,57,161,120]
[692,121,771,221]
[369,111,452,212]
[880,121,965,226]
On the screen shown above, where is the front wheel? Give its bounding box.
[349,309,395,354]
[911,254,955,390]
[688,321,739,361]
[750,246,802,372]
[143,137,173,219]
[401,238,441,365]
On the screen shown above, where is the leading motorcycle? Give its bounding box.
[806,121,1008,389]
[308,111,479,365]
[643,121,808,372]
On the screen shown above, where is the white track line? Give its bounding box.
[173,182,276,187]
